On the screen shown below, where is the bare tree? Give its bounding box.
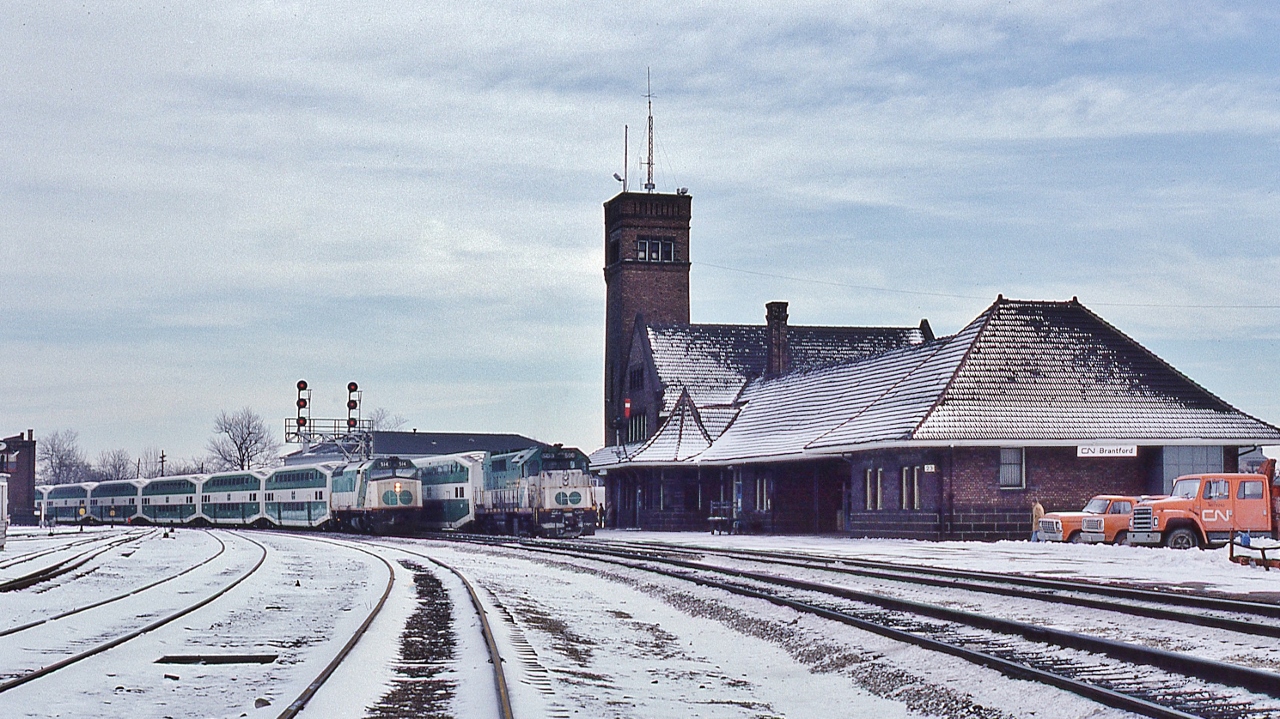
[207,407,280,471]
[367,407,407,431]
[166,456,207,476]
[96,449,135,482]
[38,429,90,484]
[137,447,162,478]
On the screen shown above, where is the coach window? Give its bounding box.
[999,448,1025,489]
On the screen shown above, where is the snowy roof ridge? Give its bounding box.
[624,390,713,464]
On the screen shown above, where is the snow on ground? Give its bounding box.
[5,527,1277,718]
[597,530,1280,599]
[378,537,1133,719]
[0,530,391,719]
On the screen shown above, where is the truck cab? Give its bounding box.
[1129,472,1276,549]
[1039,495,1142,544]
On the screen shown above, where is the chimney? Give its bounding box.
[765,301,789,378]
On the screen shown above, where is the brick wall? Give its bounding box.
[2,432,37,525]
[945,446,1156,540]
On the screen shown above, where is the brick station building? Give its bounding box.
[590,190,1280,539]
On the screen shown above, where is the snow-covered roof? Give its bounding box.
[646,321,931,414]
[620,391,713,466]
[598,297,1280,467]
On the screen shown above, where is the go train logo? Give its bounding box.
[555,491,583,506]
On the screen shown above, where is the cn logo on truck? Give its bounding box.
[1202,509,1233,522]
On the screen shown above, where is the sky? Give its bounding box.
[4,2,1280,465]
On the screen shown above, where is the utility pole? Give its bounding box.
[159,451,166,477]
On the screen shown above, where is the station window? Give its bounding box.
[864,468,883,511]
[999,448,1025,489]
[629,365,645,392]
[627,413,648,444]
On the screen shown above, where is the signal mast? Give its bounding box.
[285,380,372,460]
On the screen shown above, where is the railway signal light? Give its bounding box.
[295,379,311,436]
[346,381,360,430]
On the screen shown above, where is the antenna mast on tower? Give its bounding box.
[643,68,656,192]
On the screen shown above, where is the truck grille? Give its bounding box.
[1039,518,1060,533]
[1082,517,1104,533]
[1131,507,1154,531]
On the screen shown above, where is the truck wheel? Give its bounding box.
[1165,527,1200,550]
[1113,531,1128,546]
[1068,531,1083,543]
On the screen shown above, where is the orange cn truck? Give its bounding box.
[1038,495,1144,544]
[1128,460,1279,549]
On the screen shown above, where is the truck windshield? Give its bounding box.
[1171,478,1200,499]
[1082,498,1109,513]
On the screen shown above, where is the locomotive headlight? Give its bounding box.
[394,482,402,493]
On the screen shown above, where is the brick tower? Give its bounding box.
[603,190,692,445]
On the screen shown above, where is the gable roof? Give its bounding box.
[602,297,1280,467]
[644,321,932,414]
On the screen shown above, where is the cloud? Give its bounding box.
[3,1,1280,457]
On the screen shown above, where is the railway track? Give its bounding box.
[0,532,269,694]
[575,537,1280,637]
[272,535,397,719]
[0,529,140,572]
[450,535,1280,719]
[357,539,515,719]
[0,530,227,638]
[0,530,152,592]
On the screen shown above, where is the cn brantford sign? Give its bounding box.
[1077,445,1138,458]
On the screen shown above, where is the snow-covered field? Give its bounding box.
[2,527,1277,718]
